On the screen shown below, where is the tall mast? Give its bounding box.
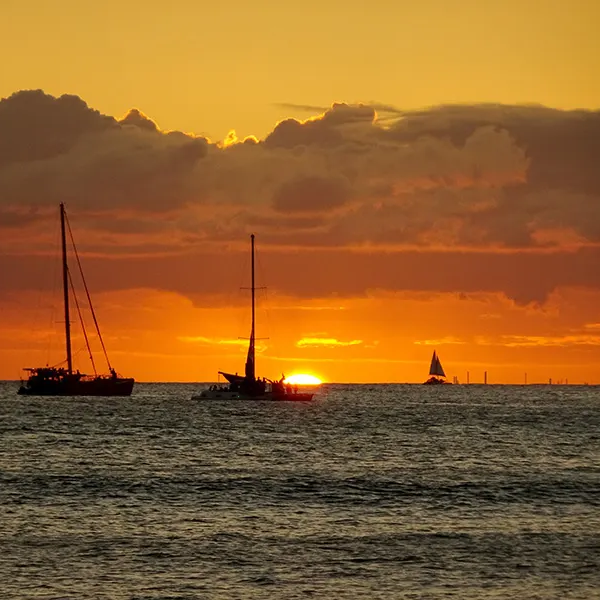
[250,233,255,377]
[60,203,73,374]
[243,234,257,381]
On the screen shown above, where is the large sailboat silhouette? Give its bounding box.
[193,234,315,401]
[18,204,134,396]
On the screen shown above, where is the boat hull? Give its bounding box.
[423,377,449,385]
[192,389,314,401]
[18,377,135,397]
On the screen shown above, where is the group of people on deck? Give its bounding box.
[209,374,299,396]
[271,374,299,396]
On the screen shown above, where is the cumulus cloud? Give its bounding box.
[389,103,600,196]
[3,90,600,251]
[0,89,115,167]
[0,90,208,214]
[265,102,377,148]
[1,90,600,304]
[119,108,159,132]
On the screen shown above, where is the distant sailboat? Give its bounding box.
[423,350,449,385]
[17,203,135,396]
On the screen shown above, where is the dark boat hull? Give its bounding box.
[423,377,449,385]
[18,377,134,397]
[200,374,316,401]
[247,392,314,402]
[270,392,314,402]
[192,388,315,401]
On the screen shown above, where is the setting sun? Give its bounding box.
[284,374,323,386]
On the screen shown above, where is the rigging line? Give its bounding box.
[64,211,112,372]
[67,267,97,375]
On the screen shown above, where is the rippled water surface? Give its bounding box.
[1,382,599,599]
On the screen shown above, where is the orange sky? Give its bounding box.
[1,1,599,383]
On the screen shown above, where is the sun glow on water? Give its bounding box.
[284,374,322,386]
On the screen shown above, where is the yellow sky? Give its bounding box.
[2,0,599,140]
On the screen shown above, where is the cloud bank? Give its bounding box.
[1,90,599,304]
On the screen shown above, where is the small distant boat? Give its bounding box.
[18,204,134,396]
[423,350,450,385]
[192,235,315,402]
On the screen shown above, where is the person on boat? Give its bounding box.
[110,367,117,379]
[293,384,298,394]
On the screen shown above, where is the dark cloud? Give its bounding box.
[265,102,376,149]
[0,206,49,228]
[389,104,600,196]
[0,90,116,167]
[264,116,344,148]
[245,213,326,230]
[2,245,600,306]
[272,175,351,213]
[319,103,376,126]
[1,91,600,263]
[0,90,209,213]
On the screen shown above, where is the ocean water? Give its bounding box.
[0,382,598,600]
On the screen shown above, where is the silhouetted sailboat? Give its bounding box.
[192,234,315,401]
[423,350,449,385]
[18,203,134,396]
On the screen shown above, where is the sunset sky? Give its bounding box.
[1,0,599,383]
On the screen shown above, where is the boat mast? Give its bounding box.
[60,203,73,374]
[250,233,255,379]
